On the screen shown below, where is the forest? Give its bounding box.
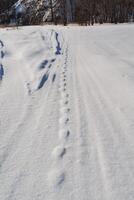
[0,0,17,12]
[0,0,134,25]
[75,0,134,25]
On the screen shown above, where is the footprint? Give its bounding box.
[48,170,65,187]
[59,129,70,140]
[65,100,69,105]
[59,114,68,125]
[60,106,70,115]
[0,64,4,80]
[59,78,64,86]
[67,108,70,113]
[60,83,66,90]
[66,130,70,137]
[67,94,69,98]
[37,72,49,90]
[26,83,31,95]
[61,92,67,99]
[48,64,52,69]
[39,60,48,69]
[52,146,66,159]
[63,94,69,98]
[52,74,56,83]
[51,58,56,63]
[1,51,4,59]
[59,85,66,93]
[57,173,65,185]
[65,118,69,124]
[0,40,4,47]
[60,99,67,107]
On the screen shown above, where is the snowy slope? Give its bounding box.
[0,24,134,200]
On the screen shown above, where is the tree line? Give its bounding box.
[0,0,134,25]
[0,0,16,12]
[74,0,134,25]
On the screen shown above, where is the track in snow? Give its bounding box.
[0,25,134,200]
[0,40,4,80]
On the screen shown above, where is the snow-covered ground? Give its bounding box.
[0,24,134,200]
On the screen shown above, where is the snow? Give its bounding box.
[0,40,4,80]
[0,24,134,200]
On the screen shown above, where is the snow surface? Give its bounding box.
[0,24,134,200]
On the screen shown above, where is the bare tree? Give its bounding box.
[50,0,54,22]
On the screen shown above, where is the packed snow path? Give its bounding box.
[0,24,134,200]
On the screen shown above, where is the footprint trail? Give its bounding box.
[0,40,4,80]
[48,46,71,190]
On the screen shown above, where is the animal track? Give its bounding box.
[52,73,56,83]
[55,32,61,55]
[0,64,4,80]
[59,114,69,125]
[67,108,70,113]
[61,93,69,99]
[64,83,67,87]
[65,118,69,124]
[57,173,65,185]
[49,47,70,191]
[60,106,70,115]
[26,83,31,95]
[0,40,4,47]
[0,40,4,81]
[35,56,57,91]
[1,51,4,59]
[52,146,66,159]
[48,170,65,188]
[60,98,69,107]
[65,100,69,105]
[59,129,70,140]
[37,72,49,90]
[39,60,48,69]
